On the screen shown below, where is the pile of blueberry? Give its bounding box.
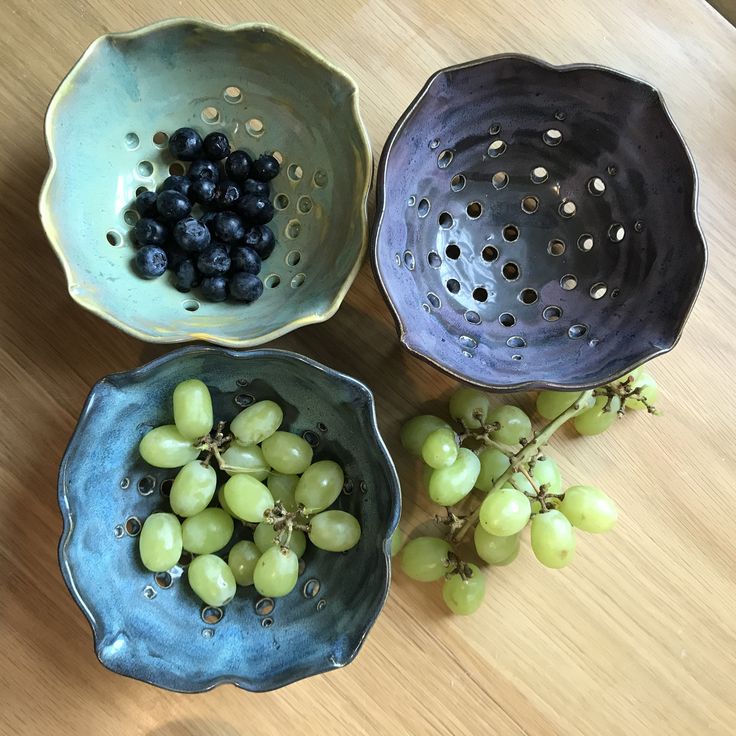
[131,127,280,303]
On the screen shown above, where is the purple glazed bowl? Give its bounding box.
[372,54,706,391]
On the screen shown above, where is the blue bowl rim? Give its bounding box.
[57,345,401,693]
[370,53,708,393]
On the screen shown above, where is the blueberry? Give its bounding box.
[134,246,167,279]
[173,216,211,253]
[237,195,275,224]
[213,180,241,210]
[189,178,217,206]
[197,245,231,275]
[135,190,158,217]
[243,225,276,260]
[188,159,220,184]
[230,245,262,275]
[196,210,214,231]
[225,150,253,181]
[213,212,245,243]
[253,153,280,181]
[160,175,191,197]
[168,127,203,161]
[230,272,264,303]
[133,217,167,246]
[166,245,190,271]
[174,259,201,291]
[241,178,270,198]
[203,131,231,160]
[156,190,191,222]
[200,276,229,302]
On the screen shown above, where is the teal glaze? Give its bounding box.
[41,20,372,346]
[58,347,400,692]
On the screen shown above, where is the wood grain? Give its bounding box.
[1,1,735,734]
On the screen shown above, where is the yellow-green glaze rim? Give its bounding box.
[39,18,372,346]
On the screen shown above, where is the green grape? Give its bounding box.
[181,508,234,554]
[187,554,236,606]
[172,379,213,441]
[221,443,270,480]
[428,447,481,506]
[573,395,621,435]
[536,391,596,420]
[169,460,217,517]
[531,499,542,514]
[294,460,344,514]
[217,485,236,517]
[449,387,491,429]
[626,371,658,411]
[558,485,618,533]
[253,521,307,557]
[400,536,451,582]
[421,427,458,469]
[488,405,532,445]
[495,542,520,566]
[223,475,274,522]
[308,510,361,552]
[227,540,261,586]
[475,447,511,492]
[510,457,562,495]
[473,525,520,565]
[479,487,531,536]
[230,400,283,446]
[400,415,451,456]
[253,545,299,597]
[261,431,313,475]
[139,513,182,572]
[139,425,199,468]
[442,564,485,615]
[390,528,406,557]
[530,510,576,568]
[267,473,299,512]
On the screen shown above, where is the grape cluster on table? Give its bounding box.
[136,379,361,607]
[131,127,281,304]
[393,367,659,615]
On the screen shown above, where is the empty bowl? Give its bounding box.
[58,346,400,692]
[40,19,371,346]
[372,54,706,391]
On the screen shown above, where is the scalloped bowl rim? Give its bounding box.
[371,53,707,392]
[58,346,401,692]
[40,18,372,347]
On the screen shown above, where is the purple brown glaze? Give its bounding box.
[371,54,707,391]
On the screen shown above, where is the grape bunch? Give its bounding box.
[136,379,361,608]
[396,368,660,615]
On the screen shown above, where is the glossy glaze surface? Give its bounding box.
[373,55,706,390]
[58,347,400,692]
[41,20,372,346]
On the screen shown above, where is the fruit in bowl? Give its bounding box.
[58,347,399,692]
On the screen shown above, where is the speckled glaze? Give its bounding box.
[40,19,372,346]
[372,54,707,391]
[58,347,400,693]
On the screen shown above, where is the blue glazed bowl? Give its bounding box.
[58,347,400,692]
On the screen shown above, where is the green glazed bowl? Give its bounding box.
[40,19,372,346]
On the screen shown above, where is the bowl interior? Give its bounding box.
[59,348,398,692]
[374,56,705,389]
[43,22,370,345]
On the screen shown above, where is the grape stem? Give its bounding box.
[593,379,659,415]
[452,390,594,543]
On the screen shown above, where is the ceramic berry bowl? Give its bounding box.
[372,54,706,391]
[40,19,371,346]
[58,347,400,692]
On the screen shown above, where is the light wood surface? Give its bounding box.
[2,1,736,734]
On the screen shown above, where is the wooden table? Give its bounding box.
[2,1,735,734]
